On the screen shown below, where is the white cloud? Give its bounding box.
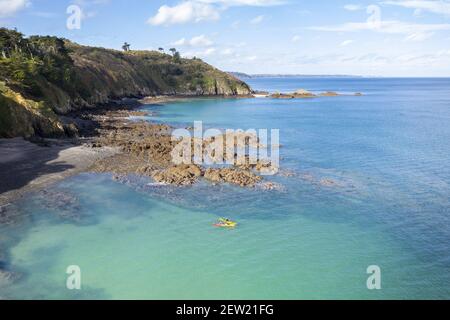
[404,32,434,41]
[183,47,217,58]
[172,34,214,47]
[221,48,234,55]
[263,51,450,72]
[73,0,110,5]
[0,0,29,17]
[309,20,450,42]
[29,11,58,18]
[292,35,301,42]
[148,1,220,26]
[71,0,109,21]
[340,39,354,46]
[250,15,265,24]
[198,0,284,6]
[148,0,284,26]
[436,49,450,55]
[383,0,450,17]
[190,35,213,46]
[215,48,450,76]
[344,4,362,11]
[413,8,423,16]
[172,38,187,46]
[204,47,216,55]
[231,20,240,29]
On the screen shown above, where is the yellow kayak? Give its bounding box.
[214,218,237,228]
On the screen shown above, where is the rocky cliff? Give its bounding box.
[0,28,252,138]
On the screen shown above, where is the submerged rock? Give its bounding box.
[0,269,21,288]
[258,181,285,191]
[278,169,297,177]
[0,203,23,226]
[319,179,338,187]
[38,189,83,221]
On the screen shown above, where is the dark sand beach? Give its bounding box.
[0,138,118,206]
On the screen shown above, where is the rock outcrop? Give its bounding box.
[270,89,317,99]
[87,107,270,188]
[204,168,262,187]
[269,89,364,100]
[319,91,339,97]
[152,164,203,186]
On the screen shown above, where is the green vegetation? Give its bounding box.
[0,81,63,138]
[0,29,77,98]
[0,28,251,138]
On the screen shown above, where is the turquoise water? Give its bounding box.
[1,77,450,299]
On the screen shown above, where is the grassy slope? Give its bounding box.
[0,82,64,138]
[66,44,251,106]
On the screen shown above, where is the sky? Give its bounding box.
[1,0,450,76]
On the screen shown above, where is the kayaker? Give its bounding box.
[214,218,236,228]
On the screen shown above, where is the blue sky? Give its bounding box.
[1,0,450,76]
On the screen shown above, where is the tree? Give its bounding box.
[0,27,24,58]
[158,47,164,53]
[169,48,176,55]
[173,51,181,63]
[122,42,131,52]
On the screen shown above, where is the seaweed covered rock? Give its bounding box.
[152,164,203,185]
[270,89,316,99]
[319,91,340,97]
[204,168,262,187]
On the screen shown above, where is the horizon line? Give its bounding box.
[228,72,450,79]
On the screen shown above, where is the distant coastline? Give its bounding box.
[228,72,364,79]
[229,72,450,80]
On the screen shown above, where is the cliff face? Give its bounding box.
[54,43,252,113]
[0,29,252,138]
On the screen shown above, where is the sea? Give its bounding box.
[1,77,449,299]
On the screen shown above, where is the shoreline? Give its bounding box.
[0,87,354,208]
[0,96,153,207]
[0,94,266,208]
[0,138,119,207]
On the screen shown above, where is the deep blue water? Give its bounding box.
[1,77,449,299]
